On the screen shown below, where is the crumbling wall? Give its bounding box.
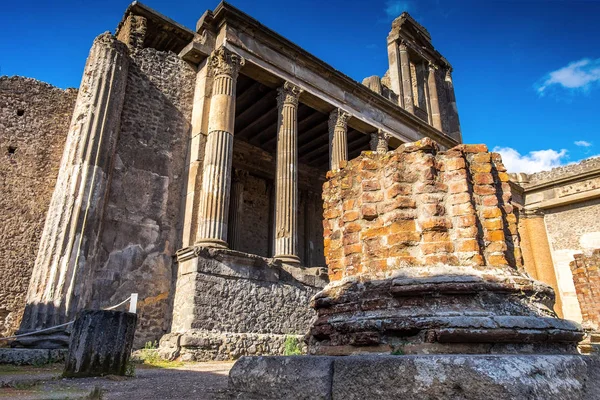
[322,139,521,281]
[570,249,600,330]
[0,77,77,337]
[89,47,195,347]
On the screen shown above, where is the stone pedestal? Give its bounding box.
[63,310,137,378]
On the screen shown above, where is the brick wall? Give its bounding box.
[322,138,522,281]
[570,250,600,330]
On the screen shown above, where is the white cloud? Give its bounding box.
[574,140,592,147]
[384,1,412,20]
[493,146,568,174]
[537,58,600,94]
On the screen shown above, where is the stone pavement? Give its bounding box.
[0,361,234,400]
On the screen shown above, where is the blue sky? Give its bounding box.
[1,0,599,173]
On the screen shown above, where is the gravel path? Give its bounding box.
[0,362,235,399]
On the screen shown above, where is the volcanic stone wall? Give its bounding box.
[87,44,196,347]
[570,250,600,330]
[0,77,77,337]
[322,138,522,281]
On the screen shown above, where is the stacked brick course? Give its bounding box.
[311,139,582,355]
[570,250,600,330]
[322,138,522,282]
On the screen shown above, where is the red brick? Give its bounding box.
[389,220,416,233]
[362,179,381,191]
[473,185,496,196]
[386,183,412,198]
[419,217,451,231]
[463,144,488,153]
[454,215,477,228]
[444,157,466,171]
[324,208,341,219]
[447,192,471,206]
[388,231,421,245]
[362,191,383,203]
[469,163,492,173]
[473,172,494,185]
[481,207,502,219]
[361,205,378,220]
[448,181,469,194]
[343,210,360,222]
[456,239,479,253]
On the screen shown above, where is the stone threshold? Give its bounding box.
[227,354,600,400]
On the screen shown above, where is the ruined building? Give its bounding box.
[0,1,597,359]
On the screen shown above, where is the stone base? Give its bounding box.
[228,354,600,400]
[0,348,67,365]
[159,330,306,361]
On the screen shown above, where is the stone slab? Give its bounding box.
[228,356,333,399]
[227,354,600,400]
[0,348,66,365]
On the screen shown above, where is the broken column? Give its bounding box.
[195,47,245,249]
[273,82,303,265]
[312,138,582,355]
[19,33,130,340]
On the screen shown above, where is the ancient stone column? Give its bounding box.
[195,47,245,248]
[328,109,350,171]
[227,169,248,251]
[370,130,390,153]
[446,68,462,138]
[427,64,443,130]
[519,210,564,317]
[399,41,414,114]
[20,33,129,333]
[274,82,303,265]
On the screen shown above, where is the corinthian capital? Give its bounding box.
[370,130,391,153]
[210,47,245,78]
[277,82,302,107]
[328,109,351,132]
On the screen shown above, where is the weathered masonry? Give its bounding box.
[2,1,462,357]
[510,158,600,351]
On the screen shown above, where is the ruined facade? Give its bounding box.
[1,1,462,356]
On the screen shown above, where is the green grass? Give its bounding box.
[283,336,303,356]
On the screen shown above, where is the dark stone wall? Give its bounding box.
[0,77,77,337]
[89,47,195,347]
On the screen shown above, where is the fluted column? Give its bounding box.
[328,109,350,171]
[21,33,129,331]
[227,169,248,251]
[399,41,414,114]
[370,130,390,153]
[427,64,442,130]
[274,82,303,265]
[446,68,462,138]
[195,47,245,248]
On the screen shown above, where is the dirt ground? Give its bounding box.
[0,361,235,399]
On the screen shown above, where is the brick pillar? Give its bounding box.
[274,82,303,265]
[195,47,244,248]
[328,108,350,170]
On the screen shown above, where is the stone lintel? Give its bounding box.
[228,355,600,400]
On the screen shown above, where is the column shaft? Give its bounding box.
[328,109,350,170]
[195,47,244,248]
[521,213,564,317]
[227,170,247,251]
[427,64,443,130]
[399,42,414,114]
[22,33,129,330]
[274,82,303,265]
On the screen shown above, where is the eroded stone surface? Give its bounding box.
[312,139,582,354]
